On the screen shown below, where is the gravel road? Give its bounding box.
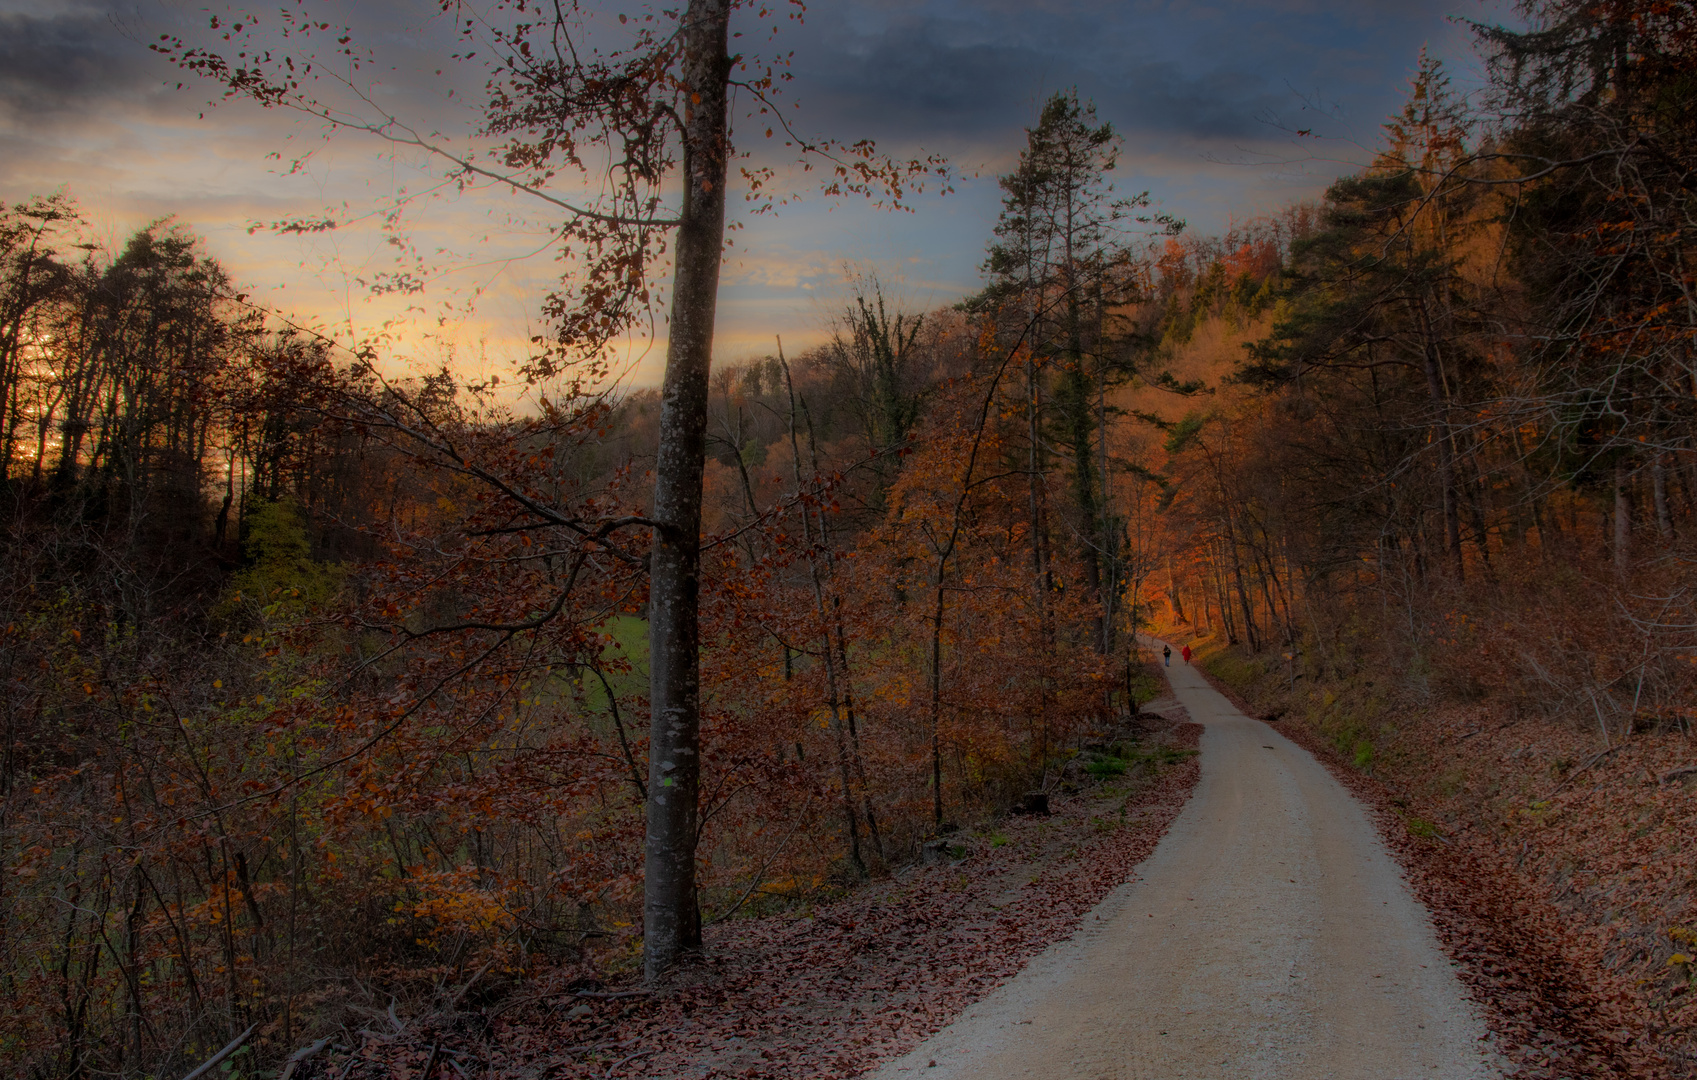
[865,646,1500,1080]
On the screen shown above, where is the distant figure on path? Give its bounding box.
[1162,644,1172,667]
[1181,644,1192,664]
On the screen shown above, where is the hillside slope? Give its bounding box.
[1200,640,1694,1079]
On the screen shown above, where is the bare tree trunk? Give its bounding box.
[1613,458,1632,575]
[1098,365,1115,654]
[644,0,730,985]
[835,610,884,864]
[1168,556,1186,623]
[1414,304,1463,579]
[1465,448,1493,570]
[1254,537,1292,645]
[828,590,882,859]
[1222,512,1259,652]
[1211,543,1238,644]
[819,622,865,875]
[1025,356,1055,787]
[1653,453,1673,539]
[1026,358,1046,586]
[1424,367,1463,578]
[930,584,945,828]
[805,537,864,876]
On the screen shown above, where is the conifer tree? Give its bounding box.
[981,90,1154,651]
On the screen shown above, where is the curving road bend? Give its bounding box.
[865,642,1500,1080]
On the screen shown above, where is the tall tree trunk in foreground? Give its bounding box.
[645,0,731,985]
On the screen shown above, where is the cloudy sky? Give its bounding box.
[0,0,1505,383]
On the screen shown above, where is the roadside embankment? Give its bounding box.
[1196,641,1693,1079]
[297,674,1203,1079]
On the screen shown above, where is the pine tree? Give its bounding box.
[980,90,1153,652]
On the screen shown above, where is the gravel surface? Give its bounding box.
[866,647,1502,1080]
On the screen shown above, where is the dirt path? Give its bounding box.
[866,645,1501,1080]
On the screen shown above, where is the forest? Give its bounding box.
[2,0,1695,1075]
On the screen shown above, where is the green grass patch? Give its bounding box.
[1128,667,1163,705]
[578,615,649,709]
[1144,746,1199,765]
[1405,816,1440,839]
[1352,739,1375,770]
[600,614,648,653]
[1201,648,1267,690]
[1084,744,1196,779]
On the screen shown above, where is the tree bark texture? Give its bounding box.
[644,0,730,985]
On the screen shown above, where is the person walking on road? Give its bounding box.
[1163,644,1172,667]
[1181,644,1192,664]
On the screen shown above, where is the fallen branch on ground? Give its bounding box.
[179,1024,258,1080]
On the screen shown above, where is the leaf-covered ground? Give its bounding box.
[1195,667,1688,1080]
[312,714,1202,1080]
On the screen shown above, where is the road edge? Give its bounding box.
[1190,662,1641,1080]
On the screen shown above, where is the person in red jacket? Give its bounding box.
[1181,644,1193,664]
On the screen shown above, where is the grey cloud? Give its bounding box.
[729,0,1480,239]
[801,32,1042,136]
[0,5,161,120]
[1105,62,1285,140]
[0,0,471,129]
[776,12,1311,163]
